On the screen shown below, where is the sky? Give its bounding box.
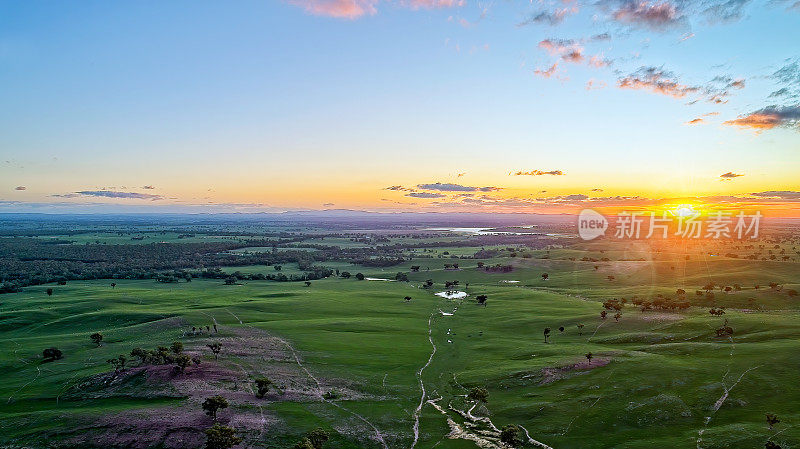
[1,0,799,215]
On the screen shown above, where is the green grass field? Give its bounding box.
[2,243,799,449]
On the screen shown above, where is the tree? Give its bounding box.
[600,310,607,320]
[500,424,524,447]
[207,342,222,360]
[676,288,685,295]
[130,347,147,364]
[107,355,126,372]
[613,312,621,322]
[766,413,780,430]
[175,354,192,373]
[577,323,585,335]
[204,423,242,449]
[543,327,551,343]
[340,271,351,279]
[765,442,781,449]
[111,282,116,289]
[90,332,103,347]
[202,395,229,420]
[558,326,565,333]
[43,347,63,361]
[468,386,489,403]
[404,296,412,302]
[541,273,549,281]
[306,428,330,449]
[585,352,593,363]
[355,273,365,280]
[476,295,488,306]
[304,281,312,287]
[255,377,272,398]
[171,341,184,354]
[46,288,53,296]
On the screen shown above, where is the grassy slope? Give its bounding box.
[1,256,799,448]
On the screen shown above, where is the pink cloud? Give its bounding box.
[288,0,462,18]
[289,0,378,18]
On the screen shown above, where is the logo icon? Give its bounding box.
[578,209,608,240]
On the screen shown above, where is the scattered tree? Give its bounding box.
[106,355,126,372]
[500,424,524,447]
[174,354,192,373]
[42,347,63,361]
[541,273,549,281]
[585,352,593,364]
[90,332,103,347]
[204,423,242,449]
[46,288,53,296]
[543,327,551,343]
[766,413,780,430]
[577,324,585,335]
[171,341,184,354]
[207,342,222,360]
[202,395,229,420]
[255,377,272,398]
[468,386,489,403]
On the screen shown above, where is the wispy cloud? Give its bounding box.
[14,186,26,191]
[618,66,699,98]
[288,0,462,18]
[750,190,800,200]
[606,0,686,30]
[719,171,744,180]
[68,190,164,200]
[511,170,565,176]
[406,192,446,198]
[288,0,378,18]
[518,4,579,26]
[417,182,501,192]
[723,105,800,131]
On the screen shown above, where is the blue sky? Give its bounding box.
[1,0,799,213]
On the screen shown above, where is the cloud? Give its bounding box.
[14,186,26,190]
[591,32,612,41]
[685,117,705,125]
[534,63,559,78]
[702,0,753,23]
[511,170,565,176]
[591,188,604,192]
[537,39,610,69]
[723,105,800,131]
[719,171,744,179]
[518,5,579,26]
[563,194,589,200]
[288,0,378,18]
[607,0,685,30]
[72,190,164,200]
[750,191,800,200]
[404,0,465,9]
[618,67,699,98]
[288,0,462,18]
[406,192,446,198]
[384,185,413,191]
[323,202,335,206]
[416,182,500,192]
[586,79,607,90]
[142,185,156,190]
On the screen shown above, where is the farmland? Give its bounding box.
[1,215,799,448]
